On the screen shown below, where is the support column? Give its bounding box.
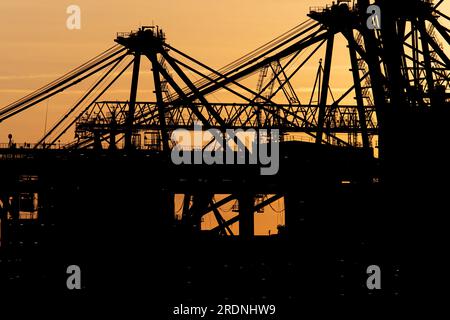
[316,33,335,145]
[348,34,370,149]
[148,51,170,152]
[359,0,387,159]
[109,115,117,150]
[125,53,142,150]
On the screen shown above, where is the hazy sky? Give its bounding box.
[1,0,450,143]
[0,0,346,142]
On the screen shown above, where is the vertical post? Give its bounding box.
[94,131,103,150]
[109,113,117,150]
[359,1,387,159]
[380,8,405,110]
[148,52,170,152]
[316,33,335,145]
[125,52,142,150]
[348,34,370,148]
[412,23,421,96]
[182,194,191,221]
[188,194,212,233]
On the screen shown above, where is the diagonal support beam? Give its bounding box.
[159,49,227,129]
[196,194,238,218]
[146,54,210,126]
[211,194,284,234]
[416,19,436,101]
[148,52,170,152]
[210,201,234,236]
[125,52,142,150]
[316,33,335,144]
[347,32,370,148]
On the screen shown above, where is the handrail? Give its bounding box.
[0,142,65,150]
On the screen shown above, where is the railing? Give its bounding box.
[309,6,332,14]
[310,0,354,14]
[0,142,66,150]
[116,27,165,40]
[116,31,137,38]
[282,135,315,143]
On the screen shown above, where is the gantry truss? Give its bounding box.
[1,0,450,237]
[0,0,449,153]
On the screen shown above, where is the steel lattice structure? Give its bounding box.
[1,0,450,238]
[0,1,448,151]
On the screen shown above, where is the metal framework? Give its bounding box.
[1,0,450,238]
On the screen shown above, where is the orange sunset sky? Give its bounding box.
[1,0,450,143]
[0,0,369,142]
